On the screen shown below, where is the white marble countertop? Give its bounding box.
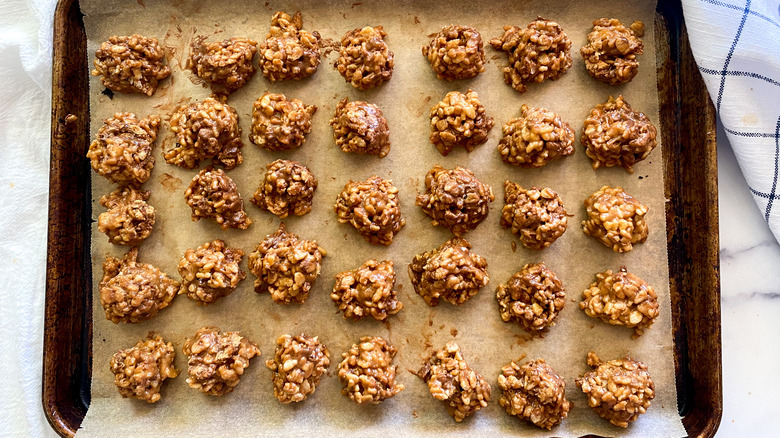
[715,120,780,437]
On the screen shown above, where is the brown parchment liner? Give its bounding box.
[79,1,684,437]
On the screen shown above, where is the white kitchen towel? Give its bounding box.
[682,0,780,243]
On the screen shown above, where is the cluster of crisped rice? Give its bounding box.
[500,181,568,250]
[496,262,566,335]
[409,237,489,306]
[429,89,494,156]
[331,259,403,321]
[265,333,330,403]
[188,37,257,94]
[182,327,260,396]
[251,159,318,218]
[258,11,321,81]
[177,239,245,305]
[330,98,391,157]
[110,332,179,403]
[416,165,494,236]
[582,185,648,253]
[580,267,659,337]
[98,186,155,246]
[498,105,574,168]
[498,358,570,429]
[490,18,572,93]
[184,167,252,230]
[422,25,485,80]
[336,26,394,89]
[417,342,491,422]
[334,176,405,246]
[581,19,645,85]
[250,92,317,151]
[92,34,170,95]
[87,112,160,185]
[338,336,404,404]
[248,223,323,304]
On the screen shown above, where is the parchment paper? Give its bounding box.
[77,1,687,436]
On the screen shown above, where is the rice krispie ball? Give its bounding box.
[99,248,179,324]
[331,259,403,321]
[251,159,317,218]
[580,267,659,337]
[498,358,570,429]
[188,36,258,94]
[498,105,574,168]
[582,185,648,253]
[416,165,494,236]
[248,223,323,304]
[87,112,160,185]
[334,176,405,246]
[250,92,317,151]
[184,167,252,230]
[416,342,491,422]
[92,34,170,96]
[429,89,494,156]
[576,352,655,428]
[110,332,179,403]
[496,262,566,336]
[409,237,489,306]
[178,240,245,305]
[259,11,321,81]
[98,186,155,246]
[338,336,404,404]
[183,327,260,396]
[336,26,394,89]
[166,97,243,170]
[582,95,657,173]
[500,181,568,250]
[422,25,485,80]
[489,18,572,93]
[330,98,391,157]
[580,19,645,85]
[265,333,330,403]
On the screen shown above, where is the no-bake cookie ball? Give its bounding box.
[498,105,574,168]
[409,237,489,306]
[498,358,570,429]
[582,185,648,253]
[87,112,160,185]
[265,333,330,403]
[429,89,494,156]
[250,92,317,151]
[258,11,321,81]
[422,25,485,80]
[188,36,258,94]
[580,19,645,85]
[110,332,178,403]
[334,176,405,246]
[580,267,659,337]
[336,26,394,89]
[98,186,155,246]
[183,327,260,396]
[251,159,317,219]
[338,336,404,404]
[178,240,245,305]
[496,262,566,336]
[500,181,568,250]
[184,167,252,230]
[416,165,494,236]
[330,98,391,157]
[332,259,403,321]
[92,34,170,95]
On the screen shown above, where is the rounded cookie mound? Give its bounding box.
[582,185,648,253]
[332,259,403,321]
[580,19,644,85]
[183,327,260,396]
[188,36,257,94]
[416,165,494,236]
[336,26,394,89]
[500,181,567,250]
[580,267,659,337]
[338,336,404,404]
[498,105,574,168]
[110,332,179,403]
[250,92,317,151]
[98,186,155,246]
[178,239,245,305]
[251,159,317,218]
[496,262,565,336]
[99,248,179,324]
[259,11,321,81]
[87,112,160,185]
[330,98,390,157]
[265,333,330,403]
[184,167,252,230]
[422,25,485,80]
[489,18,572,93]
[429,89,494,156]
[92,34,170,96]
[576,352,655,428]
[498,358,570,430]
[248,223,323,304]
[334,176,404,246]
[409,237,489,306]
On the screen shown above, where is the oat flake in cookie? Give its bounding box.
[330,98,391,157]
[582,185,648,253]
[183,327,260,396]
[416,165,494,236]
[490,17,572,93]
[422,25,485,80]
[429,89,494,156]
[251,159,317,218]
[580,267,659,337]
[582,95,657,173]
[576,351,655,428]
[99,247,179,324]
[409,237,489,306]
[417,342,491,422]
[98,186,155,246]
[178,240,245,305]
[265,333,330,403]
[500,181,568,250]
[250,93,317,151]
[496,262,566,336]
[332,259,403,321]
[188,36,257,94]
[92,34,170,96]
[338,336,404,404]
[581,19,645,85]
[336,26,394,90]
[110,332,178,403]
[184,167,252,230]
[259,11,321,81]
[334,176,404,246]
[166,97,244,170]
[498,358,570,429]
[87,112,160,186]
[248,223,323,304]
[498,105,574,168]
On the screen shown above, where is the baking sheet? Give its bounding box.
[76,0,686,436]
